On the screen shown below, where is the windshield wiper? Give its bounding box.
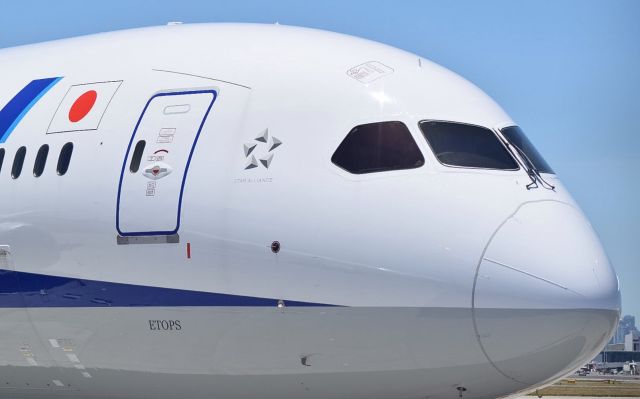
[508,142,555,191]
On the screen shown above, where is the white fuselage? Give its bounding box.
[0,24,620,399]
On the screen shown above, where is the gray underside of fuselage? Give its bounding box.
[0,307,617,399]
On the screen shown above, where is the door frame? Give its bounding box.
[116,89,218,237]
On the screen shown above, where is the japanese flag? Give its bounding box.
[47,81,122,134]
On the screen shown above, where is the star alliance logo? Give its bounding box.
[243,129,282,170]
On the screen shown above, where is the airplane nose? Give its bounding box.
[472,201,620,386]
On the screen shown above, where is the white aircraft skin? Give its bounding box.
[0,23,620,399]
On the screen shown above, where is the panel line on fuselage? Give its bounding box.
[152,69,252,90]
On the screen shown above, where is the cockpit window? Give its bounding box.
[419,121,518,170]
[331,121,425,174]
[500,126,554,174]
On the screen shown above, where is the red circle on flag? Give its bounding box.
[68,90,98,123]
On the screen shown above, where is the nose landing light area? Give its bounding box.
[472,200,620,385]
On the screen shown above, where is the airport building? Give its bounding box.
[593,315,639,374]
[593,331,640,373]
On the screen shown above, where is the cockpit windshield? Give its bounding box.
[500,126,554,174]
[419,121,519,170]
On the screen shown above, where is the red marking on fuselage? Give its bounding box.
[186,242,191,259]
[68,90,97,123]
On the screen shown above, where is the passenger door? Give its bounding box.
[116,90,217,237]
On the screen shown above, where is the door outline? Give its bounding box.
[116,89,218,237]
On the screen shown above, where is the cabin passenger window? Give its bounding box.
[57,142,73,176]
[33,144,49,177]
[419,121,518,170]
[129,140,146,173]
[11,147,27,179]
[500,126,554,174]
[331,121,425,174]
[0,148,4,174]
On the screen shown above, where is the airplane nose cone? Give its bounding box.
[473,201,620,385]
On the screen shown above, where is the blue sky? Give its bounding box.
[1,0,638,319]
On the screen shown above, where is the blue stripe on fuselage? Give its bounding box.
[0,77,62,143]
[0,269,336,308]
